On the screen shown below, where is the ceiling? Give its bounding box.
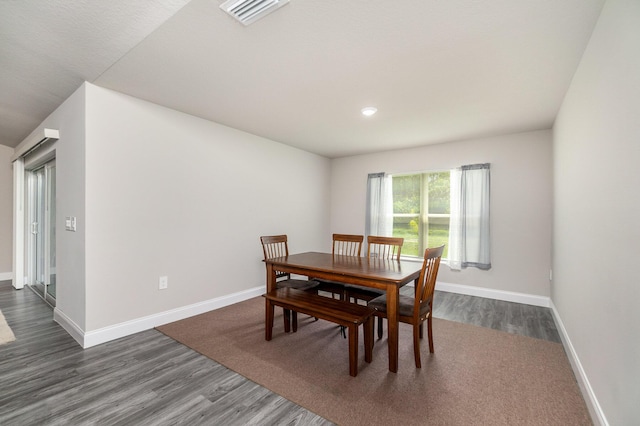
[0,0,605,158]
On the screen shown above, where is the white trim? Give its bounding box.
[12,158,25,290]
[53,308,85,347]
[0,272,13,281]
[435,282,604,424]
[550,300,608,426]
[54,286,265,349]
[11,128,59,162]
[435,281,550,307]
[53,281,550,348]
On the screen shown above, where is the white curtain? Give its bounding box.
[365,172,393,239]
[448,163,491,270]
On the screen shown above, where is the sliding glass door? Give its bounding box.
[27,159,56,305]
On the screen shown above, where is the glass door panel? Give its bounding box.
[29,168,45,296]
[26,160,56,306]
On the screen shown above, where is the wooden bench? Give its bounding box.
[264,287,375,377]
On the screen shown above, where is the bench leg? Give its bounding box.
[265,299,275,341]
[348,324,358,377]
[364,316,373,363]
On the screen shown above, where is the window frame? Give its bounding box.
[390,170,451,260]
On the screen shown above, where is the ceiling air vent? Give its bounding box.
[220,0,289,26]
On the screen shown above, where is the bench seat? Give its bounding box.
[264,287,375,377]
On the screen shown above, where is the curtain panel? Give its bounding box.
[365,172,393,239]
[448,163,491,271]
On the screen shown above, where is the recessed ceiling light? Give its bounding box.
[361,107,377,117]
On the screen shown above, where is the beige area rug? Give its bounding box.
[0,309,16,345]
[157,297,591,426]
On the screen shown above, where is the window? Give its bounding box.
[366,164,490,270]
[391,172,450,258]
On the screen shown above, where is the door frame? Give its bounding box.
[12,128,59,291]
[12,148,56,293]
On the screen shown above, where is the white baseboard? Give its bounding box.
[52,280,548,347]
[54,286,265,349]
[437,282,604,424]
[0,272,13,281]
[53,308,86,347]
[549,301,608,426]
[435,281,550,307]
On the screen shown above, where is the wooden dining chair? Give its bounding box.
[346,235,404,338]
[367,235,404,261]
[313,234,364,301]
[367,244,444,368]
[260,235,318,332]
[311,234,364,338]
[332,233,364,256]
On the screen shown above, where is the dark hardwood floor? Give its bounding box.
[0,280,560,425]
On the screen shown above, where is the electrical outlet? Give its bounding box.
[159,276,168,290]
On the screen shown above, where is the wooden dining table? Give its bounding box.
[264,251,423,373]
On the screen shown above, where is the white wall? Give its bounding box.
[53,86,88,332]
[330,130,553,298]
[553,0,640,424]
[0,145,13,278]
[10,85,88,328]
[83,84,331,331]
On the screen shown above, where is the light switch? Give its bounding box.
[65,216,77,231]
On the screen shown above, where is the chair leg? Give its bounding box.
[292,311,298,332]
[413,323,422,368]
[377,316,384,339]
[427,315,434,353]
[283,308,291,333]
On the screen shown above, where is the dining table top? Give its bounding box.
[265,251,423,287]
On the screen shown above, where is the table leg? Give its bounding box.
[266,263,277,292]
[386,284,399,373]
[267,263,291,332]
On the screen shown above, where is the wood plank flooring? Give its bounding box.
[430,289,561,343]
[0,280,560,425]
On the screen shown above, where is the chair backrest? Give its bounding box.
[260,234,289,259]
[260,235,290,281]
[332,234,363,256]
[367,236,404,261]
[414,245,445,318]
